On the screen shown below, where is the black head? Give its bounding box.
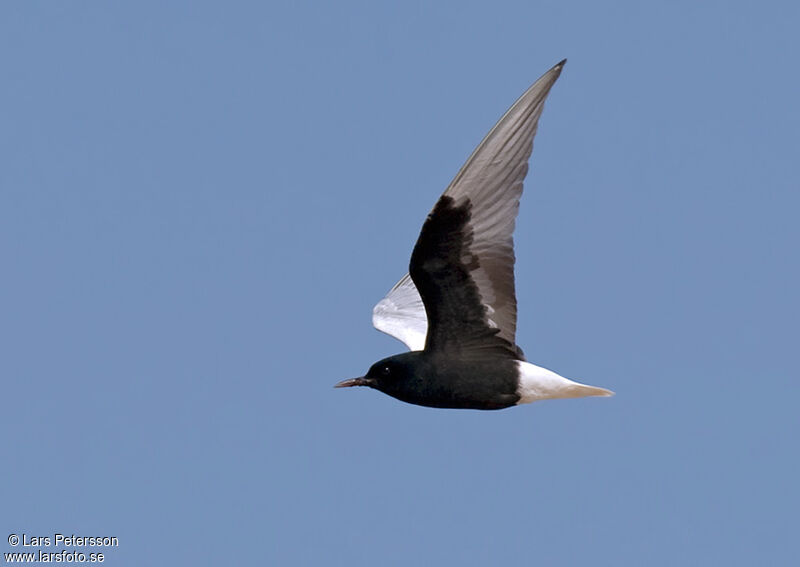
[335,352,425,398]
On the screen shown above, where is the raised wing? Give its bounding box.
[410,60,565,357]
[372,273,427,351]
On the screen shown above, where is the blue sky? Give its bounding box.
[2,1,798,565]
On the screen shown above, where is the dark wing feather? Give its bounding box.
[410,60,565,357]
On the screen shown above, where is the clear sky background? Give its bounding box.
[2,2,798,565]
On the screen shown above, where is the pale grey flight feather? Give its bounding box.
[372,273,427,351]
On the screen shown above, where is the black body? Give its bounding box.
[365,351,520,410]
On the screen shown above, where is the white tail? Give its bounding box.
[515,361,614,404]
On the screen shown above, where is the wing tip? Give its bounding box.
[548,58,567,79]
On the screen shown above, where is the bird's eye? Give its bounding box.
[381,365,391,376]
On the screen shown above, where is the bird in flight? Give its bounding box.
[336,60,613,410]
